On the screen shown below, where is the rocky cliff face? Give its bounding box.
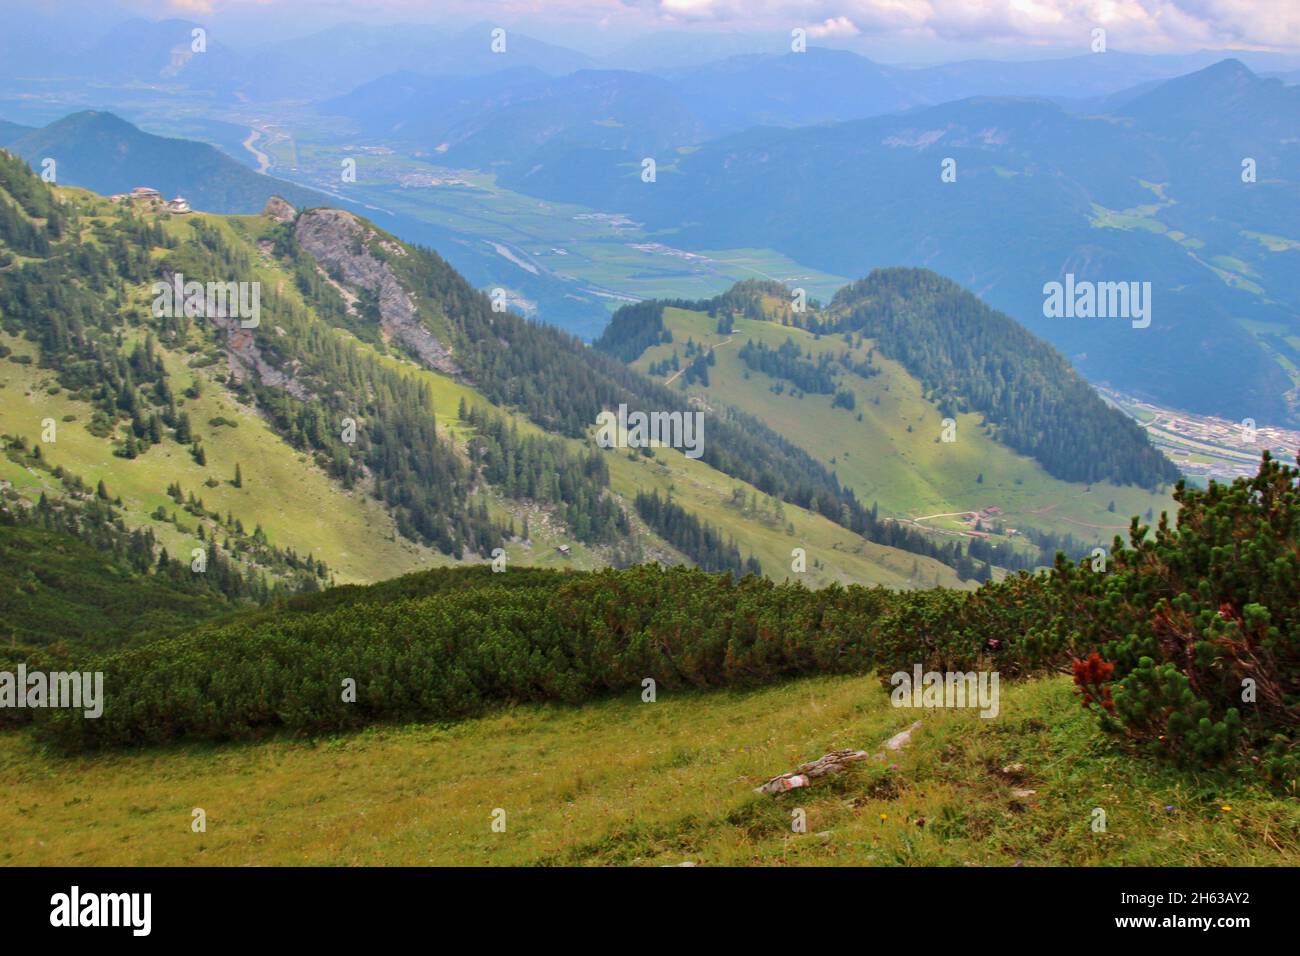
[262,195,296,223]
[292,207,458,374]
[157,263,313,401]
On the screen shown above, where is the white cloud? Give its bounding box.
[807,16,861,39]
[639,0,1300,50]
[154,0,1300,51]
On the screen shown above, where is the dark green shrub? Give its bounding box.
[1048,452,1298,786]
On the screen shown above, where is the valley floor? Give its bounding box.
[1,676,1294,866]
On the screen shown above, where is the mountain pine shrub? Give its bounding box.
[1048,451,1298,786]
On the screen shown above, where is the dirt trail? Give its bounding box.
[911,510,977,522]
[664,336,734,385]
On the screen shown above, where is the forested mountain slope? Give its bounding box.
[0,149,970,630]
[595,277,1177,565]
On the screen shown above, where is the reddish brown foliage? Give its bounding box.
[1072,652,1116,712]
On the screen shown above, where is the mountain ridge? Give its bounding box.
[0,155,973,611]
[7,110,328,213]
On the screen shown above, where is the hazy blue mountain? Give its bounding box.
[247,22,593,99]
[497,61,1300,425]
[322,48,921,162]
[438,70,709,168]
[0,120,35,146]
[0,4,137,81]
[670,49,924,131]
[322,45,1298,150]
[1114,60,1300,334]
[1118,58,1300,136]
[68,17,247,96]
[320,68,551,141]
[0,11,74,80]
[903,49,1300,103]
[324,67,709,179]
[6,111,328,212]
[3,17,594,104]
[603,30,789,72]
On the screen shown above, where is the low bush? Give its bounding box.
[21,454,1296,795]
[1043,452,1298,787]
[31,566,897,751]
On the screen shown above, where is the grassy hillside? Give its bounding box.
[3,449,1293,865]
[605,441,962,589]
[0,161,952,596]
[0,326,437,585]
[625,297,1173,558]
[1,673,1291,866]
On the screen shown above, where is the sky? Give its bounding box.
[67,0,1300,60]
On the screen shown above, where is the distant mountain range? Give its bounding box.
[323,48,925,149]
[0,17,595,102]
[493,59,1300,427]
[324,68,710,166]
[5,4,1297,129]
[319,46,1300,157]
[4,15,1297,428]
[5,6,1297,110]
[245,21,597,100]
